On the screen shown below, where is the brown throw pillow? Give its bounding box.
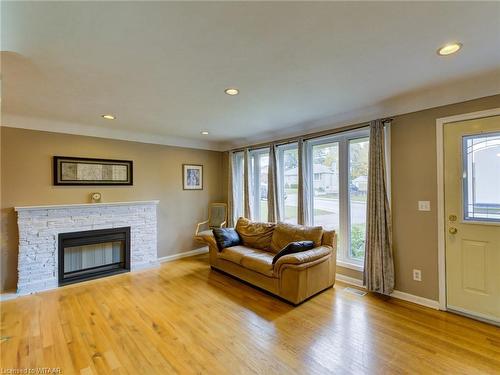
[235,217,276,250]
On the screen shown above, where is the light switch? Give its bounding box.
[418,201,431,211]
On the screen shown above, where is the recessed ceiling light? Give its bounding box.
[224,88,239,96]
[201,131,209,135]
[437,42,462,56]
[102,114,116,120]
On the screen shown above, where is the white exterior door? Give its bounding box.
[444,115,500,324]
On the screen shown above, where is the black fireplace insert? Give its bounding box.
[58,227,130,285]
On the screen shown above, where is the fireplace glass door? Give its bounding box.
[58,227,130,285]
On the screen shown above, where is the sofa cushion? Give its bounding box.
[218,246,274,277]
[272,241,315,264]
[270,222,323,253]
[219,245,253,264]
[212,228,241,251]
[240,251,274,277]
[235,217,276,251]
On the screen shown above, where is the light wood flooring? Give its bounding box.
[1,254,499,374]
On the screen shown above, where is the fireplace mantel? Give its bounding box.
[16,200,159,295]
[15,200,160,211]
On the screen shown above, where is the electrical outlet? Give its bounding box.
[418,201,431,211]
[413,269,422,282]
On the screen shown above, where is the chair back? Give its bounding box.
[208,203,227,228]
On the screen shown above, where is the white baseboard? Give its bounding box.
[390,290,440,310]
[335,273,439,310]
[157,247,208,263]
[0,291,19,302]
[336,273,364,287]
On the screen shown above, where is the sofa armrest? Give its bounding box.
[195,230,218,253]
[321,230,336,248]
[274,245,332,273]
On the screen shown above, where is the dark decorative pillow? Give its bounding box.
[272,241,315,264]
[212,228,241,251]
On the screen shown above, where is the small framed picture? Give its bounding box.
[183,164,203,190]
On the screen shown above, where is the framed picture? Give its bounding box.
[53,156,133,185]
[183,164,203,190]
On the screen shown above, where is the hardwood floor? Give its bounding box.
[1,254,499,374]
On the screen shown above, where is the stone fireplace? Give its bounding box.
[15,200,159,294]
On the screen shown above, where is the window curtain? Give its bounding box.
[364,120,395,295]
[267,144,281,222]
[243,148,252,220]
[232,151,245,223]
[227,151,235,227]
[297,138,311,225]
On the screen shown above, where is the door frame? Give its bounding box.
[436,108,500,311]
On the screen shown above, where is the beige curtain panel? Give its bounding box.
[227,151,235,227]
[364,120,395,295]
[267,144,281,223]
[243,148,252,220]
[297,138,311,225]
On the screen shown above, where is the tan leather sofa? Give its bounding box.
[196,217,337,305]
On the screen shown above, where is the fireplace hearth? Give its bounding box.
[58,227,131,285]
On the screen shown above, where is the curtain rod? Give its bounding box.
[229,118,393,153]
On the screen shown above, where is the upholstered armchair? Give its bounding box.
[194,202,228,237]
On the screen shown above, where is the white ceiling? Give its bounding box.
[2,1,500,151]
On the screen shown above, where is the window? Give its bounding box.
[349,137,369,260]
[231,149,270,222]
[277,143,299,224]
[249,149,269,222]
[230,127,373,270]
[311,142,339,235]
[308,129,370,268]
[463,132,500,222]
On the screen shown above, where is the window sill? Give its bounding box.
[337,260,364,272]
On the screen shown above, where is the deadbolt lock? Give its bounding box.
[449,227,458,235]
[448,214,457,222]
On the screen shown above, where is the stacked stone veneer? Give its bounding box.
[15,201,159,295]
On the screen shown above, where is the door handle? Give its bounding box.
[449,227,458,235]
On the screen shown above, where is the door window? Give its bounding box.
[463,132,500,222]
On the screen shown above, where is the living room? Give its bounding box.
[1,2,499,374]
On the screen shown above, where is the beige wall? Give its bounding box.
[390,94,499,300]
[0,128,223,292]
